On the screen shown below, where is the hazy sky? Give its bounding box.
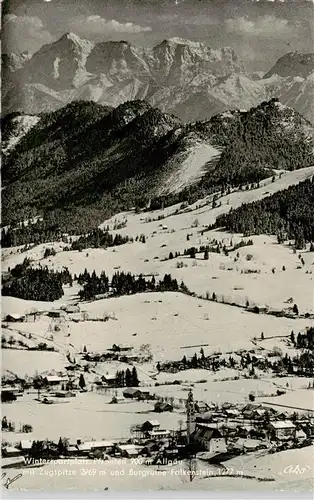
[2,0,314,71]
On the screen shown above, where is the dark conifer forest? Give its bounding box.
[214,177,314,248]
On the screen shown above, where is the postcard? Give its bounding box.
[1,0,314,496]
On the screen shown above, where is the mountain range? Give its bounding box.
[3,34,314,124]
[2,98,314,233]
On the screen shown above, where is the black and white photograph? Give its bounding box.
[1,0,314,495]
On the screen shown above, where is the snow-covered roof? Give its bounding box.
[296,429,307,438]
[118,444,142,454]
[44,375,68,383]
[270,420,296,429]
[5,313,25,319]
[123,387,141,394]
[234,438,263,449]
[20,440,33,449]
[78,441,113,450]
[3,446,21,454]
[148,430,170,437]
[146,420,160,427]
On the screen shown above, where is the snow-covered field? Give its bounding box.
[3,446,314,492]
[1,392,183,443]
[2,292,310,361]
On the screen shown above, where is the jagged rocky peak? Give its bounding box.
[51,32,94,51]
[264,51,314,79]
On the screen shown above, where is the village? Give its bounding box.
[2,334,314,475]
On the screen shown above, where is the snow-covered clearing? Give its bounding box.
[160,141,221,195]
[2,115,40,155]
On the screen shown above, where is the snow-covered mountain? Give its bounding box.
[2,35,314,124]
[264,52,314,79]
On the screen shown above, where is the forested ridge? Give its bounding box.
[2,98,313,237]
[214,177,314,248]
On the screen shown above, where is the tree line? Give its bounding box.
[2,258,72,302]
[78,270,186,301]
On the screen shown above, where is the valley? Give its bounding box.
[2,164,314,491]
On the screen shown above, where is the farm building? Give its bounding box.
[194,401,209,413]
[123,388,142,399]
[141,420,160,433]
[268,420,296,441]
[2,446,23,458]
[47,310,65,318]
[61,305,80,314]
[4,314,25,323]
[116,444,142,458]
[154,402,173,413]
[43,375,69,388]
[1,388,17,402]
[141,442,161,456]
[100,373,118,387]
[19,440,33,453]
[233,438,266,452]
[295,429,307,442]
[109,344,133,352]
[147,429,171,440]
[77,441,114,455]
[54,391,76,398]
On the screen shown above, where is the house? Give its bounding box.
[109,344,133,352]
[4,314,25,323]
[233,438,265,452]
[192,424,227,453]
[1,388,17,402]
[295,429,307,442]
[77,441,114,455]
[116,444,142,458]
[224,408,240,418]
[123,388,142,399]
[147,429,170,440]
[119,354,140,363]
[154,402,173,413]
[268,420,296,441]
[61,305,80,314]
[195,401,209,413]
[54,391,76,398]
[268,309,285,318]
[138,389,151,400]
[305,423,314,438]
[48,310,65,318]
[19,440,33,453]
[141,420,160,433]
[43,375,69,389]
[242,404,265,419]
[101,374,118,387]
[141,441,161,457]
[67,445,80,456]
[2,446,23,458]
[247,306,268,314]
